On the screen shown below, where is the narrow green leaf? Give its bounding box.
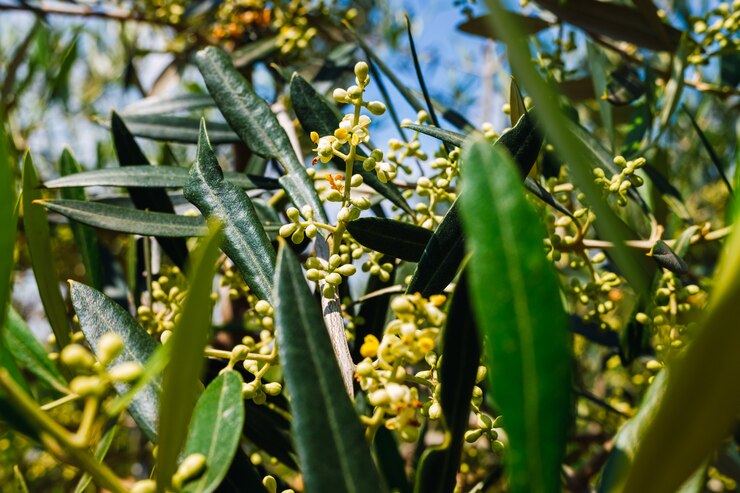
[184,120,276,302]
[649,240,688,275]
[289,74,413,216]
[274,245,386,493]
[22,153,71,348]
[683,106,732,194]
[39,199,208,237]
[620,214,740,492]
[59,148,104,290]
[0,108,16,334]
[401,123,465,148]
[158,225,223,493]
[120,94,216,116]
[374,428,411,493]
[509,78,527,127]
[232,35,278,68]
[14,465,30,493]
[181,371,248,493]
[195,47,326,222]
[407,200,464,297]
[460,140,571,493]
[45,165,279,191]
[111,112,189,268]
[39,199,281,240]
[347,218,432,262]
[100,114,240,144]
[415,273,480,493]
[459,13,551,40]
[532,0,682,51]
[3,307,67,393]
[70,282,161,442]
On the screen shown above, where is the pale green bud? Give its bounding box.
[61,344,95,370]
[264,382,282,396]
[130,479,157,493]
[279,223,297,237]
[333,88,349,103]
[97,333,124,365]
[174,453,207,486]
[108,361,143,383]
[354,62,369,82]
[286,207,300,222]
[325,273,343,286]
[367,101,386,115]
[335,264,356,276]
[464,429,484,443]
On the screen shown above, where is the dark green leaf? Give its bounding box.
[672,225,700,259]
[3,307,67,393]
[120,94,216,116]
[509,78,527,127]
[184,120,276,302]
[112,112,189,268]
[45,165,279,191]
[101,114,240,144]
[720,51,740,87]
[683,106,732,193]
[401,123,465,148]
[158,226,223,493]
[458,13,551,40]
[181,371,247,493]
[374,427,411,493]
[195,47,326,222]
[39,199,208,237]
[274,245,386,493]
[533,0,683,51]
[407,200,465,297]
[289,74,413,216]
[347,218,432,262]
[22,153,72,348]
[59,148,104,290]
[606,64,645,106]
[649,240,688,275]
[460,140,571,493]
[70,282,161,442]
[415,273,479,493]
[232,36,279,68]
[497,112,543,177]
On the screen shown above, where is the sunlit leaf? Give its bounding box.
[22,153,71,348]
[70,282,160,442]
[158,225,223,493]
[181,371,249,493]
[184,120,276,302]
[460,140,571,493]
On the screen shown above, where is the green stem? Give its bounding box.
[0,370,127,493]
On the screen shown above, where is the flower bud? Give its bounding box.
[286,207,300,222]
[465,429,484,443]
[428,401,442,420]
[130,480,157,493]
[97,333,124,365]
[279,223,297,237]
[325,273,343,286]
[70,376,106,397]
[356,360,374,376]
[291,229,305,244]
[108,361,143,383]
[305,224,318,238]
[362,157,376,171]
[367,101,386,115]
[350,174,364,187]
[264,382,282,396]
[354,62,369,82]
[61,344,96,370]
[262,475,277,493]
[347,85,363,100]
[174,453,207,487]
[335,264,356,277]
[332,88,349,103]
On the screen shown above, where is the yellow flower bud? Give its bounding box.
[60,344,95,370]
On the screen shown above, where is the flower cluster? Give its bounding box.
[61,333,142,399]
[689,1,740,64]
[305,254,357,298]
[593,155,646,207]
[136,265,189,336]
